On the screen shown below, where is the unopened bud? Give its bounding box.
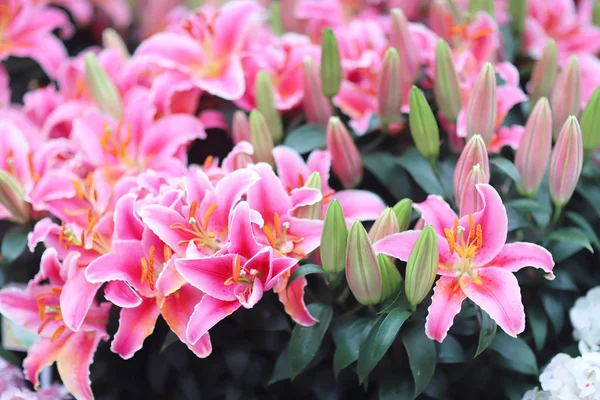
[326,117,363,189]
[454,135,490,205]
[594,0,600,26]
[303,58,332,126]
[515,97,552,197]
[85,53,123,120]
[579,85,600,154]
[551,56,581,138]
[346,221,382,305]
[320,199,348,275]
[0,170,31,224]
[320,28,342,98]
[409,86,440,159]
[429,0,455,41]
[369,207,399,243]
[102,28,129,59]
[232,111,250,144]
[459,164,487,217]
[269,1,285,35]
[392,199,413,232]
[469,0,495,19]
[390,8,419,84]
[434,39,462,122]
[377,48,403,127]
[529,39,558,106]
[255,70,284,144]
[405,225,438,311]
[466,63,497,144]
[378,254,402,302]
[249,110,275,167]
[295,172,323,220]
[549,116,584,207]
[508,0,527,36]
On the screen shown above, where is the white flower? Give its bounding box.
[522,387,551,400]
[570,286,600,354]
[539,352,600,400]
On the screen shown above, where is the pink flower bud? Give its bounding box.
[326,117,363,189]
[232,111,250,144]
[459,164,487,217]
[377,48,403,126]
[453,134,489,205]
[515,97,553,197]
[551,56,581,139]
[368,207,400,243]
[529,39,558,107]
[249,110,275,167]
[390,8,419,84]
[346,221,382,305]
[429,0,455,41]
[466,63,497,144]
[302,58,332,126]
[549,116,584,207]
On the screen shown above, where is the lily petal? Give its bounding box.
[486,242,555,279]
[56,331,104,400]
[332,190,385,222]
[373,230,422,261]
[176,255,238,301]
[425,277,467,342]
[24,335,70,388]
[60,267,101,332]
[187,296,240,344]
[111,298,161,360]
[276,276,317,326]
[414,195,458,236]
[104,281,142,308]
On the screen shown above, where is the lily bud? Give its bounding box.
[295,172,323,220]
[378,254,402,302]
[454,134,489,205]
[459,164,487,217]
[320,199,348,275]
[551,56,581,138]
[302,58,332,126]
[320,28,342,98]
[429,0,454,41]
[0,170,31,224]
[515,97,553,197]
[594,0,600,26]
[392,198,413,232]
[549,116,584,207]
[469,0,495,19]
[377,48,403,127]
[405,225,438,311]
[579,85,600,154]
[466,63,497,144]
[85,53,123,120]
[529,39,558,106]
[255,70,284,144]
[369,207,400,243]
[269,1,285,35]
[326,117,363,189]
[390,8,419,84]
[102,28,129,59]
[249,110,275,167]
[409,86,440,160]
[346,221,382,305]
[232,111,250,144]
[508,0,527,37]
[434,39,462,122]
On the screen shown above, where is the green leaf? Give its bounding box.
[401,323,437,399]
[490,157,522,186]
[490,332,538,375]
[548,227,594,254]
[357,308,411,383]
[500,25,518,62]
[475,309,497,357]
[287,264,325,289]
[576,181,600,217]
[288,303,333,379]
[541,293,564,334]
[283,124,326,154]
[332,318,372,377]
[548,240,587,264]
[565,211,600,249]
[363,152,412,200]
[1,225,29,264]
[268,345,291,385]
[437,334,464,363]
[396,148,445,195]
[527,305,548,351]
[546,271,578,291]
[379,375,414,400]
[506,206,529,232]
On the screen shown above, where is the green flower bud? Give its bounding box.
[0,170,31,224]
[594,0,600,26]
[249,109,275,167]
[256,70,284,144]
[392,199,413,232]
[346,221,382,305]
[320,28,342,98]
[529,39,558,106]
[469,0,495,19]
[409,86,440,160]
[85,53,123,120]
[295,172,323,220]
[434,39,462,122]
[102,28,129,59]
[508,0,527,36]
[368,207,399,243]
[405,225,438,311]
[378,254,402,302]
[269,1,285,35]
[320,199,348,274]
[579,85,600,154]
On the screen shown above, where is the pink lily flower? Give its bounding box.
[0,0,71,77]
[134,1,263,101]
[373,184,555,342]
[272,145,385,222]
[0,249,110,400]
[44,0,132,28]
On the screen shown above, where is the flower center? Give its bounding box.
[100,122,136,169]
[443,215,483,271]
[169,200,221,252]
[35,287,66,342]
[262,212,305,257]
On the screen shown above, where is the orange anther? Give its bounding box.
[51,325,66,342]
[274,212,281,237]
[444,228,455,255]
[203,203,217,231]
[468,215,475,243]
[203,155,214,170]
[262,225,276,248]
[72,180,85,200]
[37,299,45,321]
[189,200,198,221]
[232,254,241,283]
